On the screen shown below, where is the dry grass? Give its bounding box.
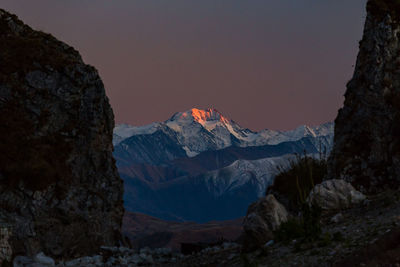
[267,156,326,212]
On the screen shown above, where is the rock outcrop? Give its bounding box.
[13,247,184,267]
[307,179,366,212]
[242,194,288,251]
[328,0,400,192]
[0,9,124,261]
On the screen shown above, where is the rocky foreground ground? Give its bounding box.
[167,189,400,267]
[13,189,400,267]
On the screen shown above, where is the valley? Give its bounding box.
[115,108,334,246]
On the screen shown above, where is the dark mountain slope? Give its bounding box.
[120,137,319,222]
[170,137,319,175]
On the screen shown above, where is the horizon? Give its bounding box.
[115,106,334,132]
[1,0,366,131]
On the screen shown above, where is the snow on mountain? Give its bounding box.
[113,123,161,145]
[114,108,334,157]
[203,154,296,198]
[115,109,333,222]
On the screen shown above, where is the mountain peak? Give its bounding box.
[170,108,231,125]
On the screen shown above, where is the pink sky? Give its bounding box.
[1,0,367,130]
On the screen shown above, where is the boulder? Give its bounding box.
[307,179,366,211]
[0,9,124,259]
[34,252,55,266]
[13,256,35,267]
[242,194,288,251]
[13,252,55,267]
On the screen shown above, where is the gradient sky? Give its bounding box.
[1,0,367,130]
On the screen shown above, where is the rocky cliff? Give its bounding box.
[328,0,400,192]
[0,9,124,260]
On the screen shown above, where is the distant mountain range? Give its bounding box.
[113,108,334,222]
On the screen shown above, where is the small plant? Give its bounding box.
[270,151,329,252]
[274,203,322,246]
[267,153,327,211]
[273,152,324,248]
[302,203,322,241]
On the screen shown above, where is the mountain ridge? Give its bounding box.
[114,108,334,158]
[113,109,334,222]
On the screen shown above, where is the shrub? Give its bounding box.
[267,154,327,212]
[273,153,324,246]
[302,203,322,241]
[274,203,322,244]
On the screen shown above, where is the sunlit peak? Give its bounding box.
[179,108,230,125]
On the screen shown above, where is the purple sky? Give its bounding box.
[2,0,367,130]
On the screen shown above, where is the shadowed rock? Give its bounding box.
[0,9,124,260]
[307,179,366,212]
[242,194,288,251]
[328,0,400,192]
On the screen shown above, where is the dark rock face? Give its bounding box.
[0,9,124,259]
[328,0,400,192]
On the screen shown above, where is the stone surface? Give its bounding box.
[242,194,288,251]
[330,213,344,224]
[35,252,55,266]
[13,252,55,267]
[0,9,124,260]
[168,190,400,267]
[0,223,12,265]
[54,246,183,266]
[307,179,366,211]
[13,256,35,267]
[328,0,400,192]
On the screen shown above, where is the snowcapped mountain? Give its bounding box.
[114,108,334,158]
[203,155,295,198]
[113,108,334,222]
